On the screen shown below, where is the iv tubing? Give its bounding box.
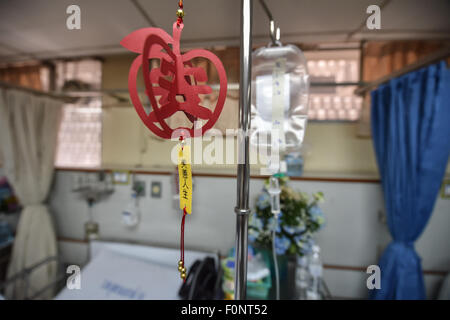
[272,225,280,300]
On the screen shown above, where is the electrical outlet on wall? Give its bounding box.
[133,181,146,197]
[151,181,162,198]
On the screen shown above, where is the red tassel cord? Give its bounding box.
[178,134,187,281]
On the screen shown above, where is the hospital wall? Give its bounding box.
[101,54,379,175]
[100,54,450,175]
[49,170,450,299]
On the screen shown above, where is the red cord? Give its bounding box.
[179,135,184,150]
[179,133,187,282]
[180,206,187,282]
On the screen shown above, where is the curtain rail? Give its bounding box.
[1,81,366,103]
[0,80,69,102]
[0,81,126,103]
[355,46,450,96]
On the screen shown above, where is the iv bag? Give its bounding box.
[250,44,309,154]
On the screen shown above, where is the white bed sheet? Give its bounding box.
[56,241,215,300]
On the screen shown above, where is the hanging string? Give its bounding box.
[179,135,184,151]
[179,206,187,281]
[178,135,187,281]
[176,0,184,26]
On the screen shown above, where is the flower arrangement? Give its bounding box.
[249,176,325,256]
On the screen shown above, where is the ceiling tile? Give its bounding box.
[379,0,450,31]
[0,0,448,63]
[0,0,149,58]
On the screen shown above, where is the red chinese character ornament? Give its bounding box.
[120,2,227,282]
[120,22,227,139]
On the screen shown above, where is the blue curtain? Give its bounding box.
[370,61,450,300]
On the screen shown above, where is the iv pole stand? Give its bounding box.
[234,0,253,300]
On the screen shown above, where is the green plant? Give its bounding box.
[249,176,325,256]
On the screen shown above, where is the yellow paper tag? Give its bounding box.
[178,145,192,214]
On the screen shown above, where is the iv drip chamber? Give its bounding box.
[268,176,281,215]
[250,44,310,154]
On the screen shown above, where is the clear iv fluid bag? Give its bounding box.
[251,44,309,153]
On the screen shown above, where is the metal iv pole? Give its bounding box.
[234,0,253,300]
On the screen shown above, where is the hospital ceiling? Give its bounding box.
[0,0,449,63]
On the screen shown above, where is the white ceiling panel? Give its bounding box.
[0,0,448,63]
[0,0,148,59]
[380,0,450,31]
[141,0,385,44]
[138,0,242,42]
[253,0,384,37]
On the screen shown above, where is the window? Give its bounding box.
[53,59,102,168]
[304,49,362,121]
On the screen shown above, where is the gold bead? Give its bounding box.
[176,9,184,18]
[178,260,184,267]
[180,272,187,279]
[181,267,186,274]
[178,265,183,272]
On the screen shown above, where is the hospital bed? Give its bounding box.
[1,240,218,300]
[57,241,218,300]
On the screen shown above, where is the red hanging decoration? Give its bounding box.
[120,16,227,139]
[121,1,227,282]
